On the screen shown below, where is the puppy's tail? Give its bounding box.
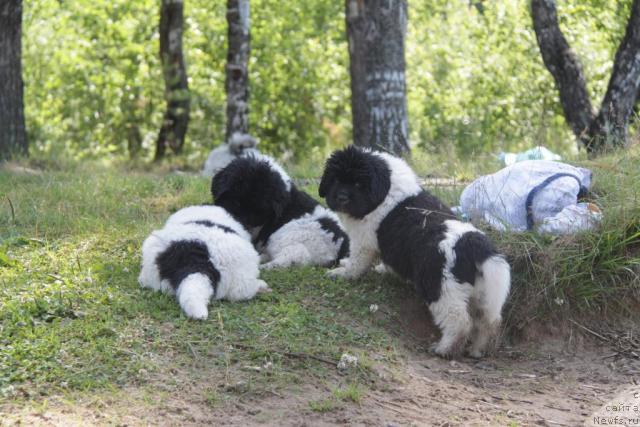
[177,273,215,320]
[475,255,511,327]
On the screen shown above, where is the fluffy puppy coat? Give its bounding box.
[319,146,510,358]
[202,133,260,177]
[212,153,349,269]
[138,205,269,319]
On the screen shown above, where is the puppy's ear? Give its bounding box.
[271,197,285,219]
[369,161,392,205]
[318,169,333,198]
[211,168,231,201]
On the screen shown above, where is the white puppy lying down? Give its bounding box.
[138,205,270,319]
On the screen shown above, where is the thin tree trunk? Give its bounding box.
[225,0,250,141]
[0,0,28,160]
[346,0,369,151]
[346,0,410,155]
[531,0,594,144]
[155,0,189,161]
[586,0,640,151]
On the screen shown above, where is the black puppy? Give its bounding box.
[319,146,510,358]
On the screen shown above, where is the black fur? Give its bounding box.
[186,220,238,235]
[156,240,220,292]
[451,232,498,286]
[317,217,350,261]
[212,156,349,262]
[320,146,391,219]
[212,157,291,230]
[377,192,455,303]
[320,146,499,304]
[253,185,318,245]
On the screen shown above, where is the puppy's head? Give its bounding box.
[227,133,258,156]
[319,146,391,219]
[212,156,290,228]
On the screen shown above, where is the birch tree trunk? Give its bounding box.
[0,0,28,160]
[346,0,410,155]
[225,0,250,141]
[532,0,640,154]
[155,0,190,161]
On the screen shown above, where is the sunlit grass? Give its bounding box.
[1,148,639,403]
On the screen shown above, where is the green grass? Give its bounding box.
[0,164,405,403]
[1,148,639,404]
[333,383,364,403]
[308,398,338,413]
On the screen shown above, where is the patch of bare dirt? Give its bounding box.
[2,305,639,426]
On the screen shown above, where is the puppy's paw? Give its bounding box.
[326,266,349,279]
[260,261,277,270]
[467,349,484,359]
[182,303,208,320]
[259,253,271,263]
[256,280,272,294]
[429,342,455,360]
[373,263,388,274]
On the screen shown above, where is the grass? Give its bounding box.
[0,163,405,405]
[1,147,639,407]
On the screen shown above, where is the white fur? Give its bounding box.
[165,205,250,240]
[261,205,346,269]
[138,205,269,319]
[177,273,214,320]
[202,133,260,177]
[235,155,345,269]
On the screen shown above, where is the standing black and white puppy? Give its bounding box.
[319,146,510,358]
[212,153,349,269]
[139,205,270,319]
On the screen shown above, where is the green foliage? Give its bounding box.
[407,1,631,157]
[21,0,634,163]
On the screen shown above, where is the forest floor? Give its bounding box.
[1,159,639,426]
[2,311,639,426]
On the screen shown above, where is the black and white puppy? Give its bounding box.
[319,146,510,358]
[139,205,270,319]
[212,153,349,269]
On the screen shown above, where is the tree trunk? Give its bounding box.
[531,0,594,144]
[346,0,410,155]
[346,0,369,152]
[585,0,640,152]
[531,0,640,154]
[0,0,28,160]
[225,0,250,141]
[155,0,190,161]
